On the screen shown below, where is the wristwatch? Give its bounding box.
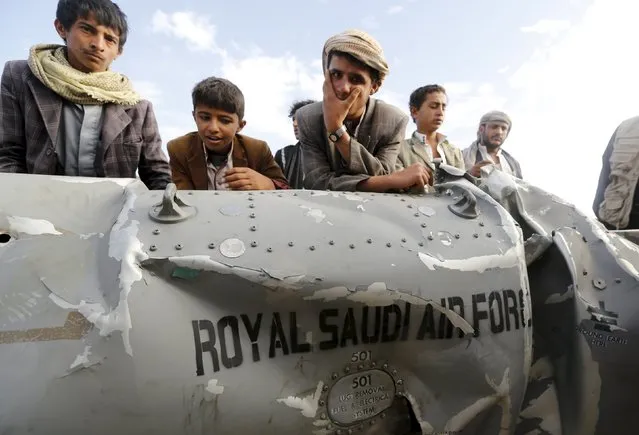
[328,125,347,143]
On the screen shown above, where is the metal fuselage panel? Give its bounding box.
[0,173,531,434]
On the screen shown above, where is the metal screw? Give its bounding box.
[249,204,255,209]
[473,233,479,238]
[380,413,386,419]
[371,361,376,367]
[418,242,424,247]
[250,225,257,231]
[401,238,407,243]
[323,385,329,392]
[349,244,355,249]
[175,244,182,250]
[152,229,160,235]
[319,400,325,406]
[267,247,272,253]
[615,278,622,284]
[486,233,492,238]
[329,240,335,245]
[248,192,253,196]
[367,238,372,244]
[249,213,256,218]
[369,420,375,426]
[454,234,460,239]
[320,413,326,419]
[251,241,258,247]
[593,279,607,290]
[407,204,413,208]
[310,246,316,251]
[401,198,406,202]
[392,369,397,375]
[288,242,294,247]
[479,222,485,227]
[428,235,434,241]
[414,213,420,217]
[421,223,427,228]
[344,366,350,373]
[208,243,216,249]
[386,242,391,247]
[332,373,338,380]
[248,197,254,201]
[382,364,388,369]
[397,379,404,385]
[358,364,364,370]
[583,270,588,276]
[150,245,157,251]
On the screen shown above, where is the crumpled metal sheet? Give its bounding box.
[0,169,635,434]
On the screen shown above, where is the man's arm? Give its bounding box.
[167,141,195,190]
[138,101,171,190]
[0,62,27,173]
[593,127,618,217]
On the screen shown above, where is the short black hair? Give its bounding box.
[56,0,128,49]
[327,51,381,86]
[192,77,245,120]
[288,99,316,119]
[408,84,447,113]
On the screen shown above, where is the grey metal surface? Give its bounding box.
[0,167,635,434]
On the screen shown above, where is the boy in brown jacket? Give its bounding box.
[167,77,288,190]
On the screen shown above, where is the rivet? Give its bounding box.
[250,225,257,231]
[344,366,350,373]
[152,229,160,235]
[401,238,407,243]
[214,192,219,195]
[582,270,588,276]
[248,192,254,196]
[278,194,283,197]
[479,222,485,227]
[249,213,256,218]
[320,413,326,419]
[421,223,427,228]
[386,242,391,247]
[418,242,424,247]
[323,385,329,392]
[358,364,364,370]
[267,247,272,253]
[454,234,460,239]
[332,372,338,380]
[250,241,258,247]
[397,379,404,385]
[473,233,479,238]
[249,204,255,209]
[310,246,316,251]
[380,413,386,419]
[208,243,216,249]
[371,361,376,367]
[329,240,335,245]
[401,198,406,202]
[149,245,157,251]
[259,192,265,195]
[248,197,254,201]
[367,238,372,244]
[486,233,492,238]
[407,204,413,208]
[382,363,388,369]
[175,244,182,250]
[428,235,434,241]
[615,278,622,283]
[319,400,325,406]
[349,244,355,249]
[288,242,294,247]
[293,193,298,196]
[392,369,397,375]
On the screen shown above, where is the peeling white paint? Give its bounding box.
[303,286,350,302]
[300,205,327,223]
[444,368,511,434]
[54,177,135,187]
[7,216,62,236]
[529,357,554,381]
[69,345,92,370]
[418,246,519,273]
[545,285,574,304]
[519,385,562,435]
[588,221,639,280]
[79,232,105,240]
[418,206,435,217]
[402,392,434,433]
[277,381,324,418]
[206,379,224,395]
[305,331,313,344]
[356,204,365,212]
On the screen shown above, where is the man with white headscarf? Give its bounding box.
[462,110,523,179]
[296,29,431,192]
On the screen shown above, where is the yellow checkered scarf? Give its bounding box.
[27,44,140,105]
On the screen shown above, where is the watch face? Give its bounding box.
[329,133,338,142]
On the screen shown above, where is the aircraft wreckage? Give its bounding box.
[0,164,637,435]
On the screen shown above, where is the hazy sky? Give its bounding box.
[2,0,638,214]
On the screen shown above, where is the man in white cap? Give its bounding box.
[462,110,523,179]
[296,29,431,192]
